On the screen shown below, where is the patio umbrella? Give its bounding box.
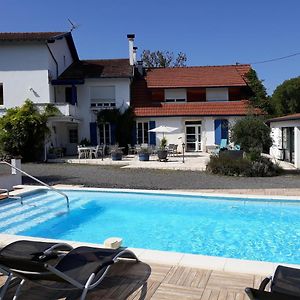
[148,125,178,137]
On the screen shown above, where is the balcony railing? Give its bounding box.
[37,103,79,118]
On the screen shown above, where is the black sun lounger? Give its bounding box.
[245,265,300,300]
[0,240,139,300]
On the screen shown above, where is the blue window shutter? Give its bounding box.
[221,120,228,140]
[90,122,97,145]
[149,121,156,145]
[214,119,222,145]
[131,121,137,145]
[110,123,116,145]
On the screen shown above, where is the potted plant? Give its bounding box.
[47,147,57,159]
[157,137,168,161]
[110,144,123,161]
[138,147,151,161]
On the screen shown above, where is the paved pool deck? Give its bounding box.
[48,152,297,172]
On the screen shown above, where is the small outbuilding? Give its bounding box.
[268,113,300,169]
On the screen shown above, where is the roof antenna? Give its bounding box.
[67,19,80,32]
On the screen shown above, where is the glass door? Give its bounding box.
[185,122,202,151]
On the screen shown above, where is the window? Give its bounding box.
[0,84,3,105]
[165,89,186,102]
[90,86,116,109]
[99,123,111,144]
[137,122,149,144]
[65,87,73,104]
[69,129,78,144]
[206,88,228,101]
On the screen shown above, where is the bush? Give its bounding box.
[0,100,58,161]
[207,155,281,177]
[231,116,272,153]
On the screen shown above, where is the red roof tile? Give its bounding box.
[0,32,68,41]
[268,113,300,123]
[146,64,251,88]
[134,101,261,117]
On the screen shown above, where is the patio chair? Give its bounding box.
[91,145,102,159]
[245,265,300,300]
[167,144,178,156]
[0,239,139,300]
[77,146,87,159]
[0,240,73,299]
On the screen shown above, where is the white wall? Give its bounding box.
[0,42,51,108]
[270,120,300,168]
[76,78,131,141]
[136,116,241,152]
[47,37,74,77]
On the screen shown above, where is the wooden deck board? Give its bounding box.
[0,260,261,299]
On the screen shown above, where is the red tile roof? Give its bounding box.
[134,101,260,117]
[268,113,300,123]
[59,59,133,79]
[0,32,68,41]
[146,64,251,88]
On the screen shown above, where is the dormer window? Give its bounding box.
[206,88,229,101]
[164,88,186,102]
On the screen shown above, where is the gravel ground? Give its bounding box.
[22,162,300,190]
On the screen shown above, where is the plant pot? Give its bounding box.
[157,150,168,161]
[139,153,150,161]
[47,153,57,159]
[111,153,123,161]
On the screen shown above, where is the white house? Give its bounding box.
[131,64,260,152]
[269,113,300,169]
[0,32,135,156]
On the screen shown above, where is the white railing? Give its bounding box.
[37,103,78,118]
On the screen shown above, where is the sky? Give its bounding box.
[1,0,300,95]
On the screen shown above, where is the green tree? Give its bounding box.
[0,100,59,161]
[141,50,187,67]
[271,77,300,116]
[245,69,272,114]
[231,115,272,155]
[97,107,135,147]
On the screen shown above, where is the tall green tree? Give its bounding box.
[141,50,187,67]
[245,69,272,114]
[0,100,58,161]
[271,77,300,116]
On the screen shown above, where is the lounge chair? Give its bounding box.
[245,265,300,300]
[0,240,139,300]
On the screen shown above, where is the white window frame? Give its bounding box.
[136,122,149,144]
[98,122,111,145]
[206,88,229,102]
[90,86,116,110]
[164,88,187,102]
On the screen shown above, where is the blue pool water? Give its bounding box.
[1,189,300,264]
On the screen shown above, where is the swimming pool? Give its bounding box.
[1,189,300,264]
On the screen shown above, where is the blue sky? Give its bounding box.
[1,0,300,94]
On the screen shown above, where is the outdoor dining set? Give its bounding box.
[77,144,179,159]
